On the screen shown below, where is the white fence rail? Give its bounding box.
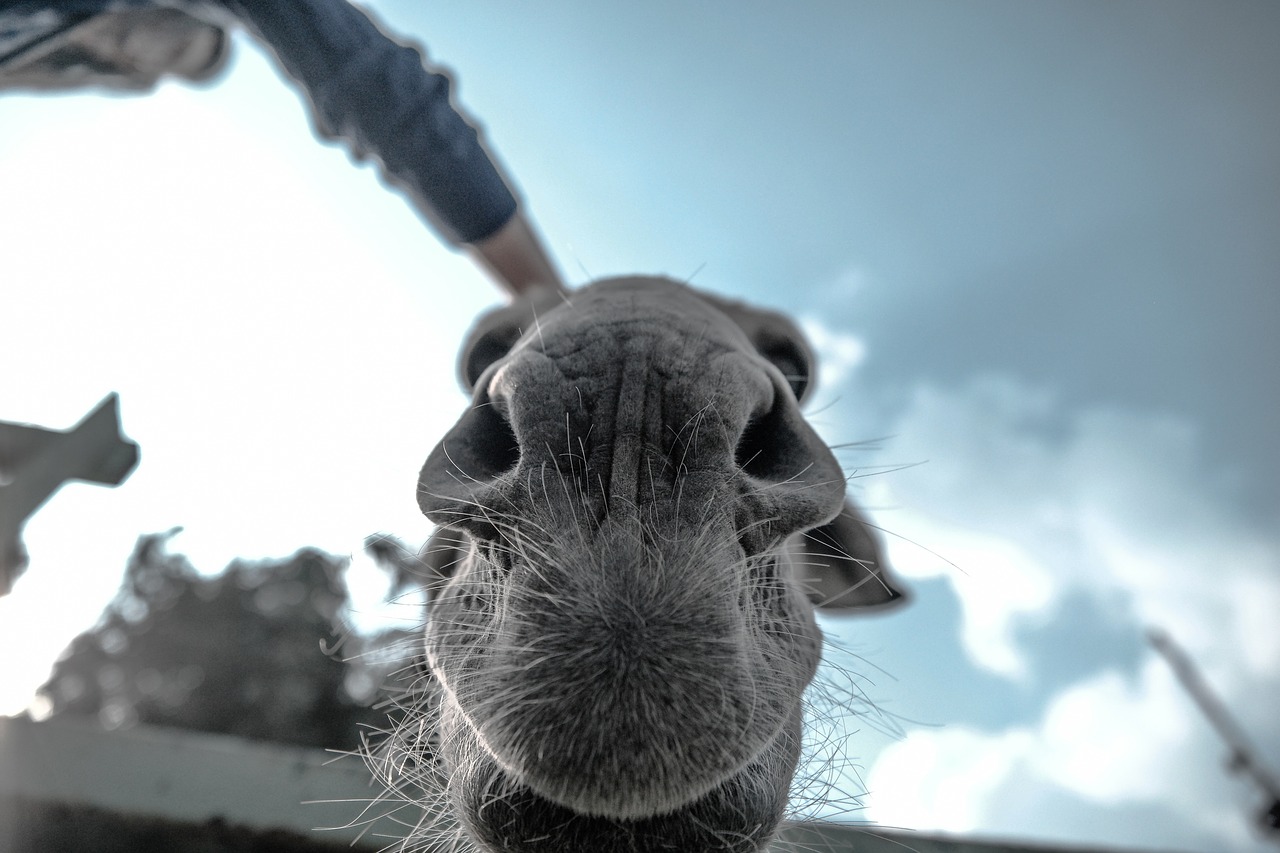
[0,714,1173,853]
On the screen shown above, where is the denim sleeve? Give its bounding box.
[227,0,518,246]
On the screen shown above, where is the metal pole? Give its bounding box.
[1148,627,1280,840]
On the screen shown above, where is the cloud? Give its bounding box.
[1032,659,1193,802]
[866,724,1037,834]
[799,315,867,396]
[864,376,1280,687]
[822,266,871,300]
[857,375,1280,850]
[867,659,1267,851]
[878,510,1058,680]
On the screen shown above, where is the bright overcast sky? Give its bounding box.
[2,2,1278,852]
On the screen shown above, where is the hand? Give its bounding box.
[467,211,568,298]
[0,3,229,93]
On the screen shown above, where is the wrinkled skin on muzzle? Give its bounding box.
[414,277,905,852]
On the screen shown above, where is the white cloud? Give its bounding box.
[859,375,1280,851]
[866,724,1036,834]
[867,658,1267,851]
[884,512,1056,680]
[1032,659,1193,802]
[865,376,1280,686]
[799,315,867,395]
[820,265,871,300]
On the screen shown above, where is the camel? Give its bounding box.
[380,276,905,853]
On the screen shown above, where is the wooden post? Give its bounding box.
[0,394,139,595]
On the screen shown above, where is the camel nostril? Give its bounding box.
[467,394,521,479]
[734,398,795,483]
[734,412,770,477]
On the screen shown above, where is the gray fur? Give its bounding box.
[403,276,905,852]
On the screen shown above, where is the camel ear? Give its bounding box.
[795,500,908,611]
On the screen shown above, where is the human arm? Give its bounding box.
[219,0,565,296]
[0,0,567,297]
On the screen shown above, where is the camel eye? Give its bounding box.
[763,344,808,400]
[462,322,523,390]
[754,336,811,402]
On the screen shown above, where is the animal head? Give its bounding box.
[411,276,905,852]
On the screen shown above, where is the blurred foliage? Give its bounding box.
[36,530,420,751]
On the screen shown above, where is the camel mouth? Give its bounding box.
[447,714,801,853]
[422,511,824,826]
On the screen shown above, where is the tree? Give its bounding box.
[36,530,418,751]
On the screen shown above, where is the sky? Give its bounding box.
[2,1,1279,851]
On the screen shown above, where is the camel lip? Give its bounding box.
[430,590,807,821]
[435,691,806,853]
[470,712,789,821]
[449,737,791,853]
